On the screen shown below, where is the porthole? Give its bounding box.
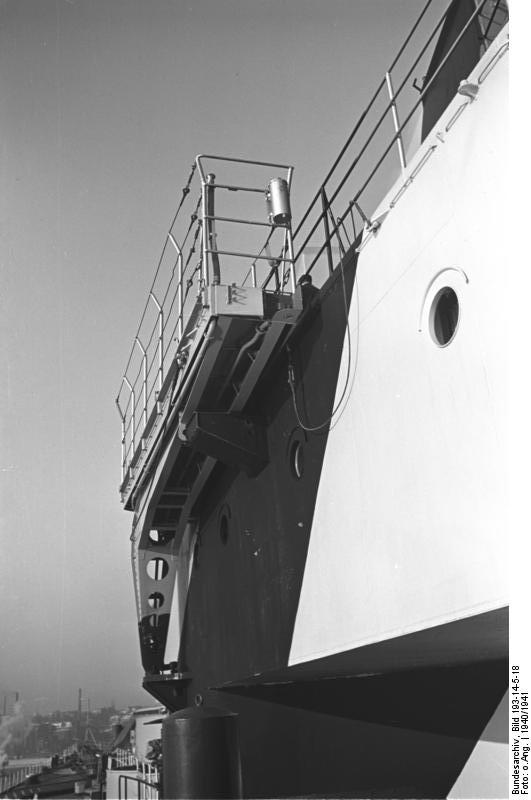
[219,514,229,545]
[290,440,304,479]
[146,557,169,581]
[148,592,164,609]
[218,504,231,545]
[430,287,459,346]
[193,539,200,570]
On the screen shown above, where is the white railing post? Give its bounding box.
[286,226,296,293]
[385,70,407,172]
[202,184,209,287]
[168,233,184,342]
[123,377,135,458]
[135,338,148,429]
[116,398,126,481]
[196,156,209,288]
[178,249,184,341]
[150,293,164,393]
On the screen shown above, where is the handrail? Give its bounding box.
[117,155,296,485]
[292,0,436,241]
[116,176,203,482]
[118,773,159,800]
[135,338,148,428]
[352,0,491,206]
[149,293,164,393]
[0,762,47,795]
[293,0,457,264]
[292,0,505,277]
[195,152,293,176]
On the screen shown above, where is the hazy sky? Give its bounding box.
[3,0,500,715]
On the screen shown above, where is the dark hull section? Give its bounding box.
[169,245,508,796]
[178,249,358,689]
[181,660,507,798]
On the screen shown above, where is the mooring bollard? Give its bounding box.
[161,706,242,799]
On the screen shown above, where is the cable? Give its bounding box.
[173,162,197,220]
[287,235,355,432]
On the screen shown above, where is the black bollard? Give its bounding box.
[161,706,242,799]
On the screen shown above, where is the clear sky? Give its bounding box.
[1,0,449,715]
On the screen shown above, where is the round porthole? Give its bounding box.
[218,504,231,545]
[430,287,459,346]
[290,440,304,479]
[193,538,200,570]
[219,514,229,545]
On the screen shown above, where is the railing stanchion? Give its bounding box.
[150,293,164,393]
[123,377,135,456]
[385,70,406,172]
[168,233,184,343]
[206,174,221,285]
[200,176,209,287]
[280,229,288,288]
[159,312,163,391]
[178,250,184,340]
[321,188,334,276]
[121,422,125,480]
[135,338,148,429]
[116,397,126,481]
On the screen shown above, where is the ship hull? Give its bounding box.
[170,24,509,796]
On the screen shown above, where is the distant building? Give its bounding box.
[2,692,19,717]
[50,722,72,732]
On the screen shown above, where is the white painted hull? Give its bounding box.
[290,27,509,669]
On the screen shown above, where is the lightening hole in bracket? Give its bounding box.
[146,557,169,581]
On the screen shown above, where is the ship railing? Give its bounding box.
[116,155,296,484]
[115,183,201,485]
[0,762,46,795]
[117,763,159,800]
[110,748,137,769]
[292,0,508,285]
[108,749,159,798]
[195,155,296,292]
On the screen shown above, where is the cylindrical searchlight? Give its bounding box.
[161,705,242,799]
[266,177,291,226]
